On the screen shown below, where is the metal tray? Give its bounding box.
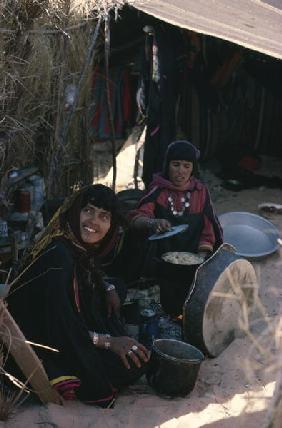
[219,211,280,258]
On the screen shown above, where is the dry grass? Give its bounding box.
[0,369,30,423]
[0,339,31,422]
[0,382,20,422]
[0,0,129,197]
[237,259,282,427]
[193,244,282,426]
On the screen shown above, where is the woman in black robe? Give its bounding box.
[7,184,150,408]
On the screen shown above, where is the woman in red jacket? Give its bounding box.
[130,140,223,315]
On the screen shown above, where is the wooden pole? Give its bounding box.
[47,13,102,196]
[104,15,117,191]
[0,301,62,404]
[48,33,69,198]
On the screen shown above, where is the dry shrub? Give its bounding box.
[0,370,31,422]
[0,372,29,423]
[0,0,129,196]
[0,341,31,422]
[236,259,282,426]
[0,383,19,421]
[209,246,282,426]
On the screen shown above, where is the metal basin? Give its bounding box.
[219,211,280,258]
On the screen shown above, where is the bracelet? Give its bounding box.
[106,283,115,292]
[92,331,99,346]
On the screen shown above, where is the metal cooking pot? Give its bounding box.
[148,339,204,397]
[156,252,204,282]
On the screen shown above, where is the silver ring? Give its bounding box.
[131,345,138,352]
[127,350,133,355]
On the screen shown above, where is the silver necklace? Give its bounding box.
[168,192,191,216]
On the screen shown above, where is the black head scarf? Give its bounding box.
[162,140,200,179]
[62,184,125,256]
[24,184,125,263]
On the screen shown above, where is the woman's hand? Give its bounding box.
[109,336,150,369]
[131,216,171,234]
[151,218,171,233]
[106,289,121,318]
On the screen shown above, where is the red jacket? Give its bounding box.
[130,174,223,252]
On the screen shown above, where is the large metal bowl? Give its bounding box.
[219,211,280,258]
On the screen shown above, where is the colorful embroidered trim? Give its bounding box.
[51,376,81,401]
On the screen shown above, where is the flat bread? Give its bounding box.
[162,252,204,265]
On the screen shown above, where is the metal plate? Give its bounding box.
[219,211,280,258]
[148,224,189,241]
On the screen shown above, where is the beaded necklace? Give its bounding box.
[168,192,191,217]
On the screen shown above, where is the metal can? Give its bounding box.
[139,308,159,349]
